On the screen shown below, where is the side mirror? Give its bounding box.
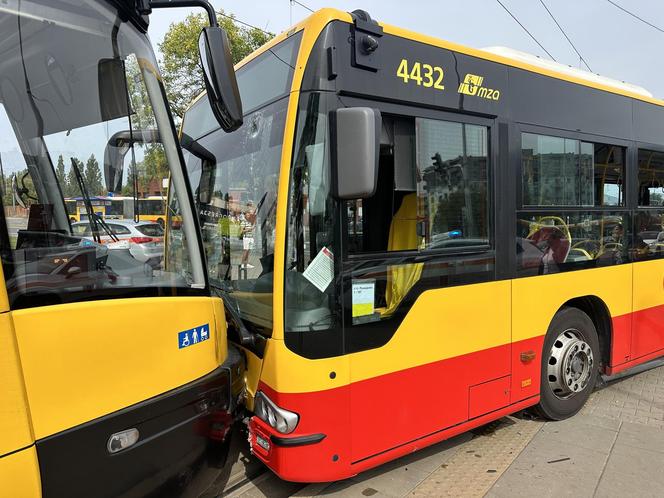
[330,107,381,199]
[198,27,243,132]
[103,129,161,193]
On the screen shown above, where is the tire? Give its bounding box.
[535,306,600,420]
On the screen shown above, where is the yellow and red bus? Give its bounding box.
[181,7,664,482]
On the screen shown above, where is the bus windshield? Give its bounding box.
[181,32,302,331]
[0,0,205,308]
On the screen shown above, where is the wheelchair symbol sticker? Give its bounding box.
[178,324,210,349]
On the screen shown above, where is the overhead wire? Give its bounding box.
[605,0,664,34]
[216,11,273,36]
[494,0,557,61]
[291,0,314,14]
[216,11,296,70]
[538,0,592,71]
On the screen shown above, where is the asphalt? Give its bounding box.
[218,359,664,498]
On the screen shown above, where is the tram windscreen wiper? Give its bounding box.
[69,158,118,243]
[70,158,103,244]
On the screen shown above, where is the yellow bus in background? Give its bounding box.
[138,195,167,226]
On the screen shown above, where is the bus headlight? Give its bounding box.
[254,391,299,434]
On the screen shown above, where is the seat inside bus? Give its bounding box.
[379,193,423,316]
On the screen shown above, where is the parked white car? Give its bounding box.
[72,220,164,264]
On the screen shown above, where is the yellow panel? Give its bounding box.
[241,347,265,411]
[632,259,664,312]
[0,446,41,498]
[512,265,632,343]
[13,297,220,439]
[211,297,228,365]
[262,281,510,393]
[260,338,350,394]
[0,313,34,456]
[350,280,511,383]
[0,261,11,313]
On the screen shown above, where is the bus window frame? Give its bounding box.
[515,122,633,210]
[635,140,664,209]
[335,96,498,263]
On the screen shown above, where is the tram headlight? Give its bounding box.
[254,391,299,434]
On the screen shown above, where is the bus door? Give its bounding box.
[342,112,511,461]
[631,149,664,362]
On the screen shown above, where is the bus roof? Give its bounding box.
[232,8,664,109]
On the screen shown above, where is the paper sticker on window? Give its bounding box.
[352,279,375,319]
[303,246,334,292]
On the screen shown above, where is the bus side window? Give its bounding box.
[517,133,629,275]
[346,115,492,323]
[346,116,490,254]
[635,149,664,261]
[415,118,489,250]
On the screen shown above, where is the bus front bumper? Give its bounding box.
[248,415,350,482]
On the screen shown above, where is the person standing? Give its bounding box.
[241,200,256,269]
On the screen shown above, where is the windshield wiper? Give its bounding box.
[69,158,118,244]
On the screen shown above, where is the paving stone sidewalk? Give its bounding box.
[489,362,664,498]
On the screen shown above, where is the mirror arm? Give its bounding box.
[149,0,218,27]
[181,133,216,163]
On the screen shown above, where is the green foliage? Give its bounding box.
[159,10,273,119]
[144,145,168,195]
[85,154,104,196]
[55,155,66,193]
[66,159,83,198]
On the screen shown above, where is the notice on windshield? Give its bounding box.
[303,246,334,292]
[352,279,375,318]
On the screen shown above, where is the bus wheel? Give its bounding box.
[535,307,599,421]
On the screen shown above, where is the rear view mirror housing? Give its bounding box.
[103,129,161,194]
[198,27,243,133]
[97,58,130,122]
[330,107,381,199]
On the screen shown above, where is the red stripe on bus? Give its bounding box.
[253,335,543,481]
[253,304,664,481]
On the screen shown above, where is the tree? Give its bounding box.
[85,154,104,196]
[159,10,273,119]
[144,145,168,196]
[55,155,67,195]
[66,158,83,197]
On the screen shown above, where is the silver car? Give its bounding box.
[72,220,164,264]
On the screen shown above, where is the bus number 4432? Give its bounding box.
[397,58,444,90]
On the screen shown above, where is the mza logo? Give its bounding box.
[458,74,500,101]
[178,324,210,349]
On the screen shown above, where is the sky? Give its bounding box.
[147,0,664,98]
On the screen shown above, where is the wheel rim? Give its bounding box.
[547,328,594,399]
